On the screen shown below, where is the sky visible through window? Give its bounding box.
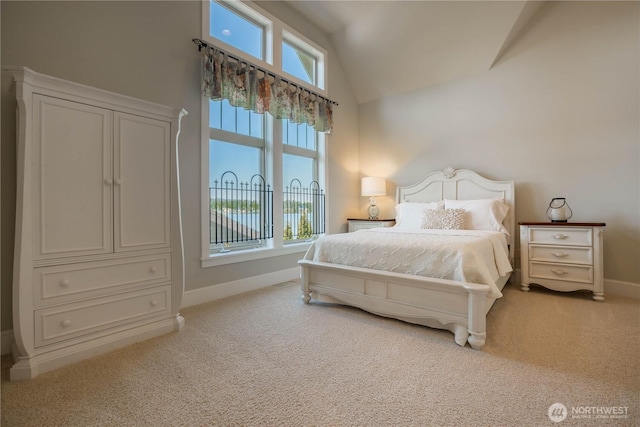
[210,1,263,60]
[209,1,317,189]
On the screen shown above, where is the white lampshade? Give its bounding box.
[361,177,386,197]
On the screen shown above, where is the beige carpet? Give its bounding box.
[1,281,638,426]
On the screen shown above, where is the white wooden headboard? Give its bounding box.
[396,167,516,261]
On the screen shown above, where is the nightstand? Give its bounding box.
[347,218,395,232]
[519,222,606,301]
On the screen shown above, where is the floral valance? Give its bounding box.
[202,46,334,134]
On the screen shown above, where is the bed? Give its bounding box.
[298,167,515,349]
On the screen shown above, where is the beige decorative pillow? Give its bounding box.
[421,208,466,230]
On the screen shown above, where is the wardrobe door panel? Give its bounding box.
[32,95,113,260]
[114,113,170,252]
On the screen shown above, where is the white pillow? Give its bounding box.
[444,199,509,234]
[395,201,444,230]
[421,208,465,230]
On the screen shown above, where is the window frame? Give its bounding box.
[282,29,326,90]
[282,124,324,245]
[200,0,329,267]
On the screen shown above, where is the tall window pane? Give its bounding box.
[209,139,270,250]
[283,154,313,189]
[284,122,316,151]
[282,40,315,84]
[211,99,264,138]
[209,100,221,129]
[250,111,264,138]
[284,154,317,242]
[210,0,263,60]
[210,139,261,186]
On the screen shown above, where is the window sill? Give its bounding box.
[201,242,313,268]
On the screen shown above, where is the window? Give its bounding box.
[283,122,325,244]
[209,0,264,61]
[202,0,328,265]
[208,99,269,253]
[282,41,315,85]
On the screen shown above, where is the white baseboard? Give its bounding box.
[604,279,640,300]
[181,267,300,309]
[2,330,14,356]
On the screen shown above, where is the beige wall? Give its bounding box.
[358,1,639,284]
[0,1,360,331]
[2,1,637,335]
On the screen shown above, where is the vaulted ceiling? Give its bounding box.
[284,1,547,104]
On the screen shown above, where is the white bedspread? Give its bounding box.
[303,228,512,299]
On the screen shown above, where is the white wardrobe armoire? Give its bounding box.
[7,66,187,380]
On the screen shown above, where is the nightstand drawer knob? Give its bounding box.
[551,269,568,276]
[61,319,71,327]
[552,233,569,240]
[552,252,569,258]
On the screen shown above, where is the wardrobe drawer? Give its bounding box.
[34,254,171,307]
[529,262,593,284]
[528,227,592,246]
[529,245,593,265]
[35,285,170,347]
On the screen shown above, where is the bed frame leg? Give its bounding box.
[468,332,486,350]
[300,265,311,304]
[467,288,487,350]
[453,324,469,347]
[301,291,311,304]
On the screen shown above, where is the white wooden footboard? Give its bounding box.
[299,260,495,350]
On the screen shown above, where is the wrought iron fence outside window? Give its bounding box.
[283,179,325,243]
[210,173,324,252]
[210,172,273,252]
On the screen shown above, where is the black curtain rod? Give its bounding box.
[192,38,338,106]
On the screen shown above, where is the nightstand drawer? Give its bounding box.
[529,245,592,265]
[529,261,593,284]
[347,219,395,232]
[528,227,592,246]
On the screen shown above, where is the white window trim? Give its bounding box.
[201,242,313,267]
[200,0,329,267]
[282,28,326,90]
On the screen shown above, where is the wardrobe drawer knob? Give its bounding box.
[60,279,71,287]
[61,319,71,327]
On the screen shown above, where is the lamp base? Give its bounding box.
[367,204,380,220]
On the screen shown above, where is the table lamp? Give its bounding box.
[361,177,386,219]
